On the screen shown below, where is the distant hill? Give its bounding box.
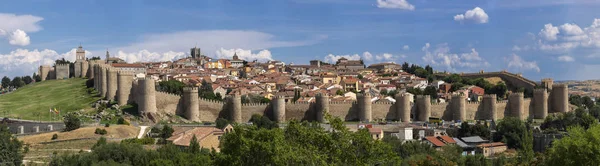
[0,78,99,121]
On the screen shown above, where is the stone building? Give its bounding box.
[166,124,233,152]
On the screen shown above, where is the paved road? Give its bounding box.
[137,126,148,138]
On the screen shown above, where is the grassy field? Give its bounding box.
[0,78,100,121]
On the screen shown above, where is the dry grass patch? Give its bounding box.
[485,77,504,85]
[19,125,139,144]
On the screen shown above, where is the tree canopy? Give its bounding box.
[0,124,24,165]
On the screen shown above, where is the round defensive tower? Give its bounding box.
[395,93,412,122]
[551,84,569,113]
[358,93,373,122]
[482,94,497,121]
[93,64,99,90]
[106,68,118,101]
[509,92,525,120]
[183,87,200,122]
[541,78,554,91]
[87,61,96,79]
[230,93,242,123]
[533,88,548,119]
[315,93,329,123]
[138,77,157,115]
[81,61,89,78]
[452,94,466,121]
[272,96,286,123]
[74,61,82,78]
[100,65,108,98]
[416,95,431,122]
[39,65,51,81]
[117,71,134,106]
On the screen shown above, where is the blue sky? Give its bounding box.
[1,0,600,81]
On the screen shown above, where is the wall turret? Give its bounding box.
[81,61,88,78]
[74,61,82,78]
[138,77,157,116]
[451,94,466,121]
[482,94,497,121]
[358,93,372,122]
[416,95,431,121]
[38,65,52,81]
[106,68,118,101]
[315,93,329,123]
[87,61,96,79]
[230,93,242,123]
[533,88,549,119]
[551,84,568,113]
[55,64,69,80]
[183,87,200,121]
[509,92,525,120]
[395,93,412,122]
[272,95,286,123]
[100,65,107,97]
[541,78,554,91]
[117,71,134,106]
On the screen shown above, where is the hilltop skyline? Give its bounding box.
[0,0,600,81]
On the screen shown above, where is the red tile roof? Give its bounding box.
[439,135,456,144]
[425,136,446,147]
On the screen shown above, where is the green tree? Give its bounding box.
[382,137,435,158]
[2,76,11,88]
[582,96,595,109]
[63,113,81,131]
[544,124,600,166]
[23,75,33,84]
[216,118,230,129]
[188,135,200,154]
[336,89,345,96]
[444,74,462,83]
[92,137,107,150]
[518,126,534,164]
[157,80,186,95]
[493,117,527,149]
[250,114,278,129]
[423,86,437,99]
[10,76,25,88]
[0,124,24,165]
[458,121,491,140]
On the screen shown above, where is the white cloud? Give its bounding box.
[115,50,186,63]
[0,13,43,45]
[532,19,600,53]
[215,48,273,62]
[505,54,540,72]
[557,55,575,62]
[539,24,560,41]
[8,29,30,46]
[0,48,93,77]
[112,30,324,59]
[454,7,489,24]
[0,13,44,33]
[421,43,489,71]
[403,45,410,50]
[376,0,415,10]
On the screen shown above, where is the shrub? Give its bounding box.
[51,134,58,140]
[121,137,155,145]
[94,128,107,135]
[117,117,130,125]
[104,123,110,127]
[63,113,81,132]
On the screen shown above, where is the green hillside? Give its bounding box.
[0,78,99,121]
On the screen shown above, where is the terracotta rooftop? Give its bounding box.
[477,142,506,148]
[111,63,145,68]
[425,136,446,147]
[439,135,456,144]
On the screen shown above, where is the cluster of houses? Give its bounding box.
[106,47,490,103]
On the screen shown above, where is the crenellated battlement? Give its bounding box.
[242,102,270,107]
[533,88,547,93]
[467,101,480,105]
[183,86,199,92]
